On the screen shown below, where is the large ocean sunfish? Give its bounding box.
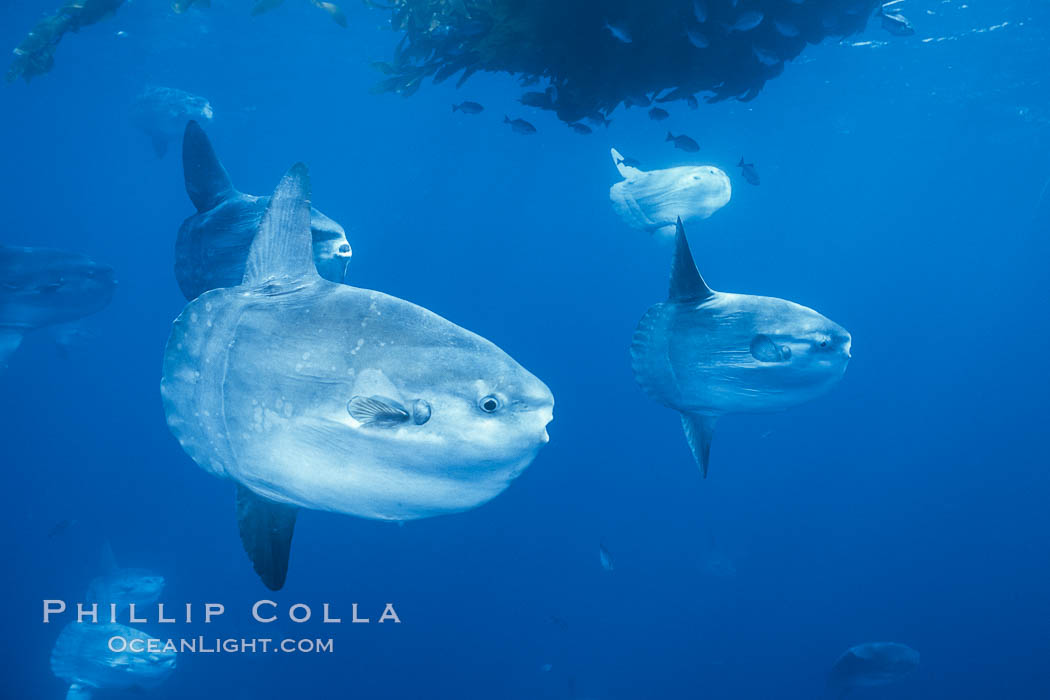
[161,164,554,590]
[630,219,851,477]
[0,245,115,369]
[609,148,731,236]
[174,120,352,300]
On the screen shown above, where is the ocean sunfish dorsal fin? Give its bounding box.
[183,120,235,212]
[236,484,298,591]
[669,218,715,302]
[681,413,717,478]
[610,147,642,179]
[99,541,118,573]
[243,163,320,287]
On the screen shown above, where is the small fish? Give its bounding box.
[171,0,210,13]
[687,95,699,110]
[599,542,614,571]
[880,9,915,36]
[452,101,484,114]
[504,116,537,135]
[686,27,710,49]
[753,46,781,66]
[347,395,432,427]
[568,122,592,135]
[603,21,632,44]
[519,88,555,109]
[728,11,764,32]
[47,519,77,539]
[666,131,700,153]
[311,0,347,27]
[624,93,652,108]
[614,152,642,169]
[648,107,669,121]
[251,0,285,16]
[774,19,800,37]
[738,158,760,185]
[692,0,708,23]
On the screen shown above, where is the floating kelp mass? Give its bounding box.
[372,0,882,123]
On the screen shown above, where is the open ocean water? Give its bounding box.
[1,1,1048,698]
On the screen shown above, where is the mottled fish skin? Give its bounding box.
[175,121,351,300]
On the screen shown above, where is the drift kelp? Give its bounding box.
[371,0,882,123]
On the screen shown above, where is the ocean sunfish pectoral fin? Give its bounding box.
[236,484,298,591]
[66,684,93,700]
[0,329,24,368]
[243,163,321,287]
[669,218,715,303]
[680,413,718,478]
[183,120,235,211]
[347,395,411,426]
[610,147,643,179]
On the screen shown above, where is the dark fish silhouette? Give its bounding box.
[504,116,537,135]
[666,131,700,152]
[648,107,670,121]
[568,122,592,135]
[738,158,760,185]
[452,101,484,114]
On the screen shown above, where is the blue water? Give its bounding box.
[2,1,1048,698]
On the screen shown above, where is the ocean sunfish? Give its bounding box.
[51,622,176,700]
[0,245,115,369]
[175,120,351,300]
[827,642,919,697]
[630,219,850,476]
[609,148,730,236]
[161,164,554,590]
[84,543,165,610]
[132,86,213,158]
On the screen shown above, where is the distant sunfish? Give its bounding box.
[175,121,351,300]
[85,543,165,615]
[132,85,213,158]
[630,220,850,476]
[51,622,175,700]
[827,642,919,697]
[0,245,115,369]
[609,148,731,236]
[161,164,554,590]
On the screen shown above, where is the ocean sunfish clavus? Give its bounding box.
[609,148,730,236]
[630,219,850,477]
[161,164,554,590]
[175,120,352,300]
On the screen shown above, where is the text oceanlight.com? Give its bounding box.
[108,636,337,654]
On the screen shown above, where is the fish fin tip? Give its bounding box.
[236,484,297,591]
[183,120,235,211]
[680,413,717,478]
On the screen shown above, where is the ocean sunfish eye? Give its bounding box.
[338,243,351,254]
[750,334,791,363]
[478,395,502,413]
